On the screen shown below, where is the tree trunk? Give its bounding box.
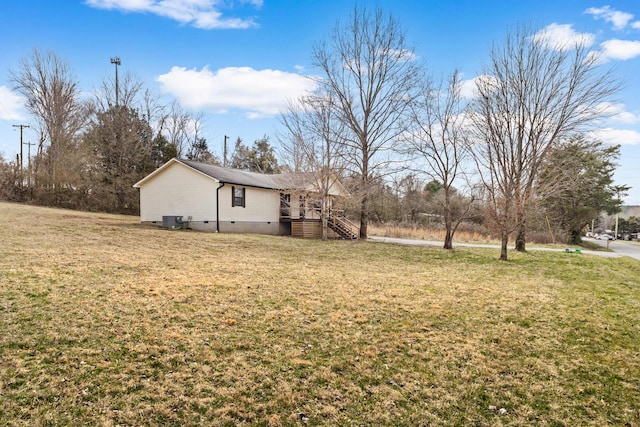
[568,229,582,245]
[513,195,528,251]
[359,192,368,239]
[359,169,368,239]
[515,221,526,252]
[321,215,328,241]
[500,229,509,261]
[443,205,453,250]
[444,229,453,250]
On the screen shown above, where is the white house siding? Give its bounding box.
[135,159,358,237]
[217,185,284,235]
[139,161,217,226]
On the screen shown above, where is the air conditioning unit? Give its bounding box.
[162,215,183,230]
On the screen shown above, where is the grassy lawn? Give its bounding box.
[1,202,639,426]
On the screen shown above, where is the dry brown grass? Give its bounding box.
[369,223,494,243]
[369,223,567,246]
[1,202,639,426]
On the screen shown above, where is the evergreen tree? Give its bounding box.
[537,137,629,244]
[230,136,281,173]
[186,137,218,164]
[84,106,155,213]
[151,134,178,167]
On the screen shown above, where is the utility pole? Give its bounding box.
[224,135,228,167]
[12,124,29,172]
[110,56,121,106]
[23,140,35,187]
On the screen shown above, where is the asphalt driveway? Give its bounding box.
[583,237,640,260]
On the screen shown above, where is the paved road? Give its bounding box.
[584,237,640,260]
[368,235,637,259]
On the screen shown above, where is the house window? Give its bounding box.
[232,186,245,207]
[280,193,290,217]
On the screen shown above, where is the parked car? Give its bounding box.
[596,234,614,240]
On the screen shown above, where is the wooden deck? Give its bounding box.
[280,194,359,239]
[291,220,323,239]
[288,214,359,240]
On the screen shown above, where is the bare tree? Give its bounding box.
[311,6,422,238]
[404,71,474,249]
[470,25,620,260]
[98,77,197,166]
[280,93,347,239]
[158,101,204,157]
[11,49,89,203]
[99,72,205,162]
[392,173,426,222]
[96,69,144,111]
[141,88,166,134]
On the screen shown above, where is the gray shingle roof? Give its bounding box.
[179,159,315,191]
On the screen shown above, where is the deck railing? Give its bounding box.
[279,205,322,221]
[327,210,359,240]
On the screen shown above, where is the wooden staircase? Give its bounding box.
[328,212,359,240]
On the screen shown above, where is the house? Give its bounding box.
[133,158,358,239]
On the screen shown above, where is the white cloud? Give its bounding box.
[597,39,640,61]
[459,77,479,99]
[597,102,640,124]
[156,66,317,118]
[0,86,26,121]
[85,0,261,29]
[532,23,595,51]
[385,49,418,62]
[589,127,640,145]
[459,75,499,99]
[585,6,634,30]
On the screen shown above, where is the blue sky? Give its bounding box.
[1,0,639,204]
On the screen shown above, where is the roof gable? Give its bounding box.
[133,158,219,188]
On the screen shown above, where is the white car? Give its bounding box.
[596,234,614,240]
